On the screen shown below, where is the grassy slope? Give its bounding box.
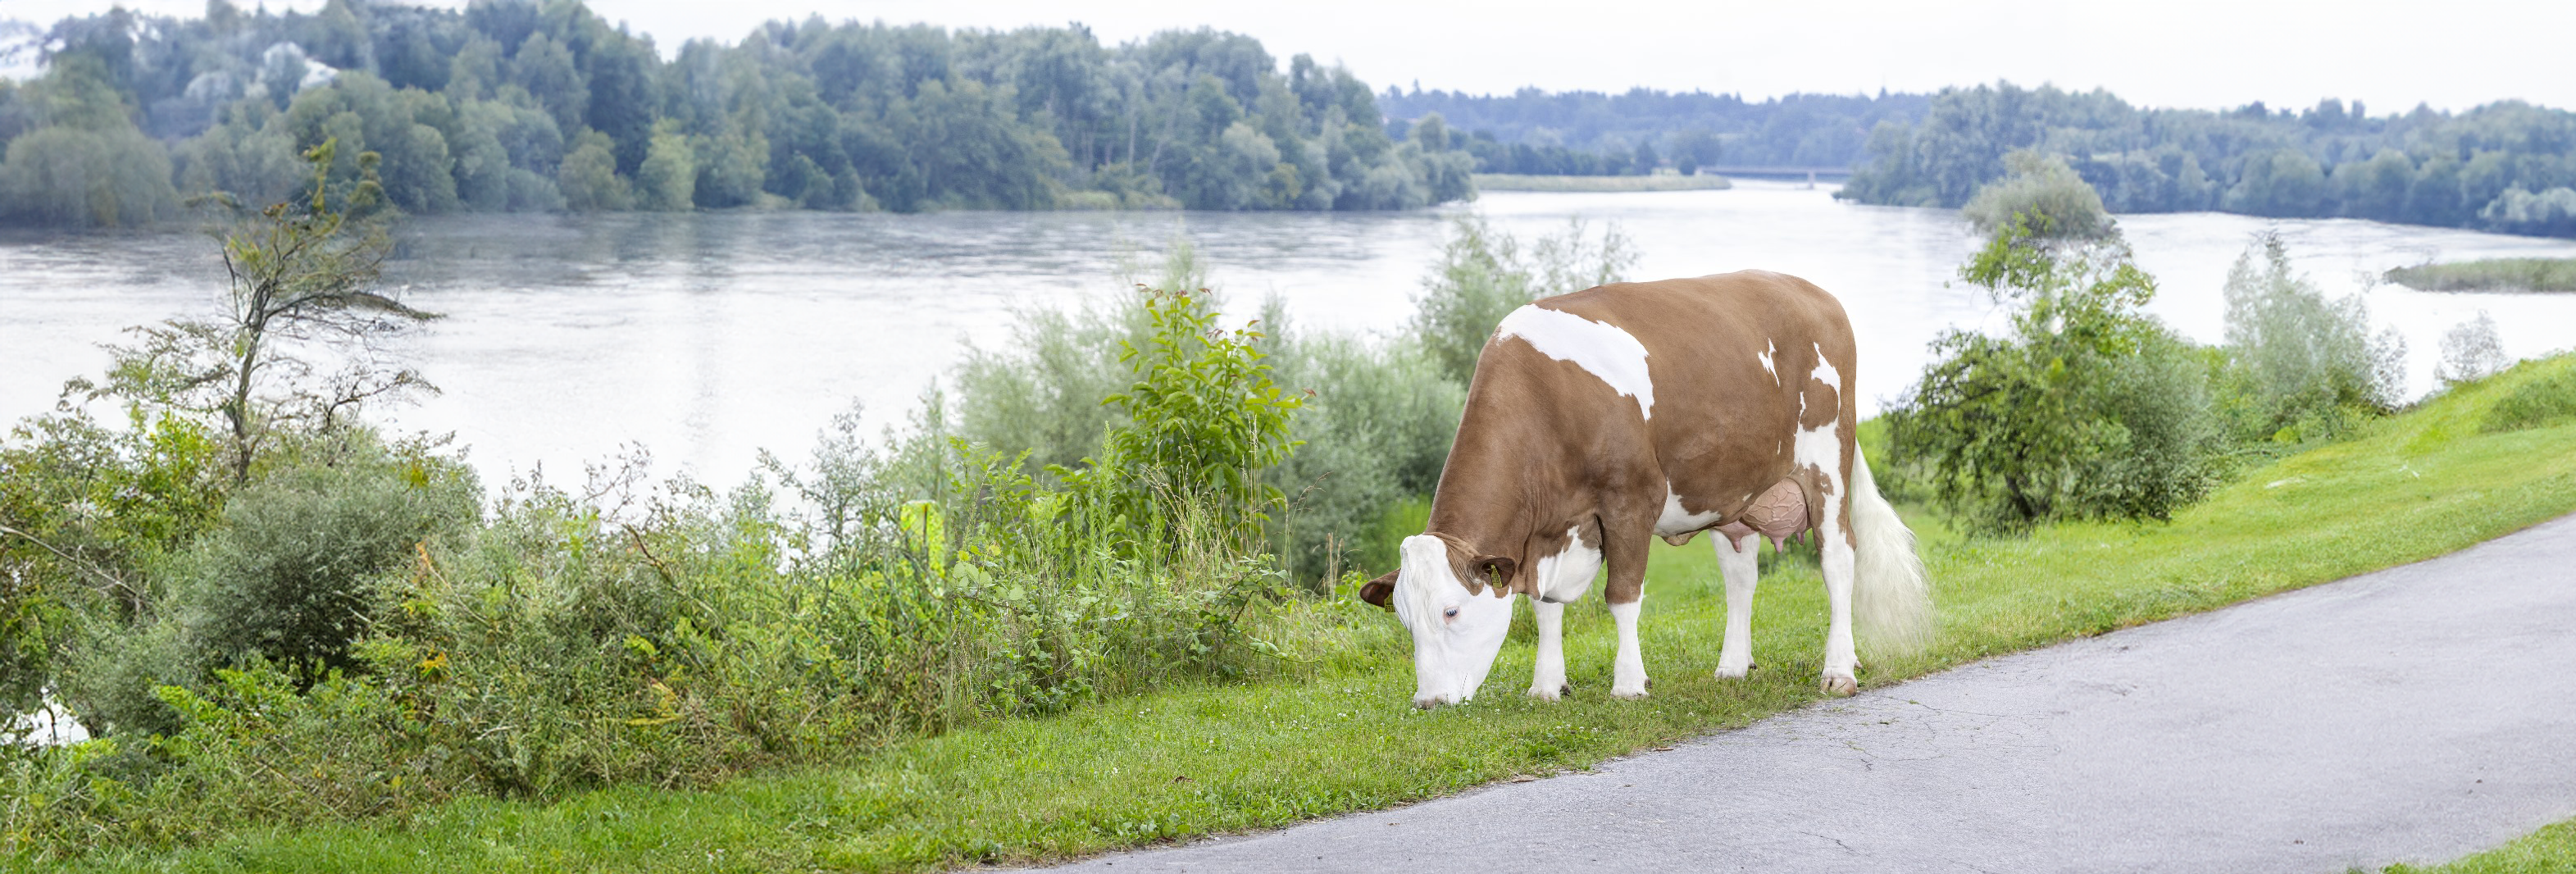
[51,357,2576,874]
[2388,818,2576,874]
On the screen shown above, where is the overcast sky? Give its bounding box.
[7,0,2570,113]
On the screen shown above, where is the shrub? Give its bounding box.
[1891,216,2222,530]
[1259,314,1463,585]
[171,435,479,679]
[1960,149,2115,241]
[2217,230,2396,443]
[1,407,227,736]
[2437,311,2507,385]
[2483,357,2576,432]
[951,243,1211,476]
[1064,284,1303,551]
[1411,215,1636,385]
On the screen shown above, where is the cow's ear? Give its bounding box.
[1358,571,1398,610]
[1474,556,1518,596]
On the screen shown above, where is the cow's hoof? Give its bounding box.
[1714,661,1755,680]
[1527,683,1569,701]
[1820,675,1858,697]
[1611,685,1650,700]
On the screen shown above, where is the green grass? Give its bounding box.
[2384,817,2576,873]
[2384,257,2576,293]
[1472,173,1732,193]
[39,355,2576,874]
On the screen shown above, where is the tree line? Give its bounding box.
[1839,81,2576,238]
[1380,87,1931,175]
[0,0,1476,229]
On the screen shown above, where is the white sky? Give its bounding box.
[3,0,2570,113]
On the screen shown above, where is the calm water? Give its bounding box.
[8,182,2576,485]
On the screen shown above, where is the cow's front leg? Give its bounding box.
[1527,598,1568,700]
[1819,525,1859,697]
[1609,596,1648,699]
[1603,526,1653,699]
[1714,532,1761,679]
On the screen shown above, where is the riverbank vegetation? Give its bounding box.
[25,349,2576,872]
[0,0,1473,229]
[1841,81,2576,239]
[2386,257,2576,293]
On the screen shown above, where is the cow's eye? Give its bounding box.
[1443,607,1459,619]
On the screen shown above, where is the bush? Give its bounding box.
[2437,311,2507,385]
[1063,284,1303,551]
[951,243,1210,476]
[1960,149,2114,240]
[2217,230,2396,443]
[1259,313,1463,585]
[2483,357,2576,432]
[1891,216,2223,530]
[1,407,227,737]
[171,435,479,678]
[1411,215,1636,385]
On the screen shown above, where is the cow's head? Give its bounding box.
[1360,533,1518,708]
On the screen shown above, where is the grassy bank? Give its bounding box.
[2389,817,2576,873]
[1472,173,1732,192]
[39,354,2576,872]
[2385,257,2576,292]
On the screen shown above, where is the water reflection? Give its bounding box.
[6,184,2574,484]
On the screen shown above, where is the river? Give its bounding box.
[7,182,2576,485]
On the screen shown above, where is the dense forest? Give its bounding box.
[1379,88,1932,175]
[1840,81,2576,238]
[0,0,1475,228]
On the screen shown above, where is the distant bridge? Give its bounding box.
[1700,165,1855,184]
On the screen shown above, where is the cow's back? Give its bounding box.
[1498,271,1855,523]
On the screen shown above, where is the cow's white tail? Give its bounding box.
[1850,447,1932,655]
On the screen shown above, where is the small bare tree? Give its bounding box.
[90,139,438,482]
[2436,310,2507,386]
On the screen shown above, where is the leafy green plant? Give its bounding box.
[1064,284,1303,550]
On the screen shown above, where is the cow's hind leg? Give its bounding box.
[1819,517,1860,697]
[1527,599,1569,700]
[1714,532,1761,679]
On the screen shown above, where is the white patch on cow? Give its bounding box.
[1495,305,1655,420]
[1609,599,1649,699]
[1756,339,1778,384]
[1393,535,1515,708]
[1654,480,1726,539]
[1531,525,1602,603]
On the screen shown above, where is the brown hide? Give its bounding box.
[1379,270,1858,610]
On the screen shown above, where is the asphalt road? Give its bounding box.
[1046,513,2576,873]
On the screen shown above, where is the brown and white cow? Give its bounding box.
[1359,271,1932,707]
